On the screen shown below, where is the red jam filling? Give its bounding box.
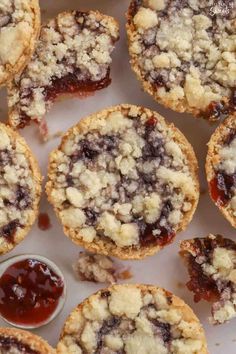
[139,221,175,247]
[184,236,236,303]
[187,256,220,303]
[44,69,111,102]
[210,172,236,206]
[19,70,111,128]
[0,258,64,326]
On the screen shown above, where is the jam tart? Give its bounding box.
[0,123,42,255]
[206,114,236,228]
[0,0,40,87]
[46,104,199,259]
[127,0,236,120]
[8,10,119,136]
[57,284,208,354]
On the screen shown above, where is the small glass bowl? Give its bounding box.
[0,254,67,329]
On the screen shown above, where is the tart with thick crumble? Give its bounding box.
[46,104,199,259]
[57,284,208,354]
[180,234,236,324]
[206,114,236,228]
[127,0,236,120]
[0,327,55,353]
[0,123,41,255]
[0,0,40,87]
[8,10,119,136]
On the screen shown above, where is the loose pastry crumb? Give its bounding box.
[8,10,119,134]
[0,0,40,86]
[46,104,199,259]
[73,252,117,284]
[0,123,41,255]
[117,268,133,280]
[57,284,208,354]
[180,234,236,324]
[127,0,236,119]
[206,114,236,228]
[73,252,133,284]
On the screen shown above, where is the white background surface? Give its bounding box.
[0,1,235,352]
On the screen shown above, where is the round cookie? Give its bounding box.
[0,327,55,353]
[0,123,42,255]
[8,10,119,134]
[206,114,236,228]
[46,104,199,259]
[127,0,236,120]
[57,284,208,354]
[0,0,40,86]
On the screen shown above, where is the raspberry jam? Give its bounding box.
[210,172,236,206]
[0,258,64,327]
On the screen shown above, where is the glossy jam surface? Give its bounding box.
[19,70,111,128]
[0,336,38,354]
[38,213,51,231]
[0,259,64,326]
[184,236,236,303]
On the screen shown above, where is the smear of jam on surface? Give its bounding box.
[0,336,39,354]
[38,213,52,231]
[0,259,64,326]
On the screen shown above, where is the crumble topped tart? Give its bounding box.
[8,10,119,134]
[127,0,236,120]
[46,104,199,259]
[0,327,55,354]
[0,0,40,86]
[0,123,41,255]
[57,284,208,354]
[180,234,236,325]
[206,114,236,228]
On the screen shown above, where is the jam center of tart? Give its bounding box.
[0,336,39,354]
[0,258,64,326]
